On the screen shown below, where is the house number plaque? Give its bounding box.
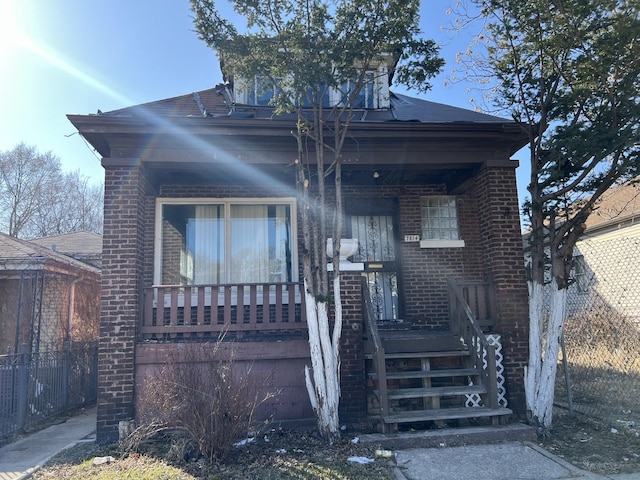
[404,235,420,242]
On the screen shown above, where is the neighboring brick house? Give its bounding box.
[0,232,101,354]
[68,78,530,442]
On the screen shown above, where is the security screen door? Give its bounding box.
[350,214,401,323]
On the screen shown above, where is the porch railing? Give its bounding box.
[447,278,499,409]
[141,283,307,340]
[449,279,495,330]
[361,276,389,419]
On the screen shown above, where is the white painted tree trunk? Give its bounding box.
[525,278,567,432]
[304,276,342,442]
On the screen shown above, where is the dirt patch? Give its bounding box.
[32,428,398,480]
[540,409,640,475]
[32,412,640,479]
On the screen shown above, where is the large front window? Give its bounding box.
[156,199,296,285]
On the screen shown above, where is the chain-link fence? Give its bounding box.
[555,236,640,428]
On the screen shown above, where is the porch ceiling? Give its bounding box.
[144,160,480,192]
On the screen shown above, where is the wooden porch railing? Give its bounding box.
[141,283,307,340]
[447,278,499,409]
[450,279,495,330]
[361,276,389,419]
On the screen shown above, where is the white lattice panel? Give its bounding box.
[465,334,507,408]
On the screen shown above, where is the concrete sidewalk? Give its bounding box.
[393,441,640,480]
[1,408,639,480]
[0,407,96,480]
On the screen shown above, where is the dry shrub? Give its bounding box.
[563,307,640,365]
[137,339,278,462]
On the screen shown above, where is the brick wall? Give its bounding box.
[97,161,155,443]
[343,185,485,328]
[119,169,527,428]
[474,166,529,415]
[338,272,367,423]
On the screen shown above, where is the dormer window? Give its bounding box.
[340,72,376,109]
[235,67,389,109]
[246,75,282,106]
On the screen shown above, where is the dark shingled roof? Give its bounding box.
[101,86,230,118]
[97,86,514,125]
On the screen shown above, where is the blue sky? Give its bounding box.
[0,0,529,207]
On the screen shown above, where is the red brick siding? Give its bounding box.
[107,167,527,429]
[343,185,485,328]
[474,166,529,414]
[338,273,367,423]
[97,163,155,443]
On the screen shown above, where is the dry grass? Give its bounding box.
[32,429,398,480]
[541,408,640,475]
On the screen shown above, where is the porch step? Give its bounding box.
[382,406,513,425]
[382,384,486,401]
[380,336,465,354]
[369,367,480,381]
[365,330,508,433]
[365,350,470,360]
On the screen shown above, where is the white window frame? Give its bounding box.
[333,65,390,109]
[154,197,298,286]
[234,64,390,109]
[419,195,465,249]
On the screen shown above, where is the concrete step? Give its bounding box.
[358,423,536,449]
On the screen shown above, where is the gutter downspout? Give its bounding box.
[67,277,82,342]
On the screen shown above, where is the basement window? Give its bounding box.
[419,196,465,248]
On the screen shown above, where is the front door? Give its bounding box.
[349,210,402,323]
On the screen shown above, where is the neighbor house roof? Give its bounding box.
[30,231,103,269]
[584,181,640,234]
[0,232,100,276]
[30,231,102,256]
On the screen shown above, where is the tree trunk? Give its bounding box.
[304,278,342,443]
[525,278,566,434]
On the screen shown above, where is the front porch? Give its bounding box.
[137,275,511,431]
[141,282,307,340]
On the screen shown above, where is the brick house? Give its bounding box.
[68,79,530,443]
[0,232,100,354]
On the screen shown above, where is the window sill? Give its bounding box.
[420,239,465,249]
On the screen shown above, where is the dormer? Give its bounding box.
[233,62,391,110]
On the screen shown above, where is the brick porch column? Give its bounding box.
[338,272,367,424]
[97,159,148,443]
[474,162,529,416]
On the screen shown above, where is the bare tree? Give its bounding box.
[0,143,103,238]
[29,170,103,237]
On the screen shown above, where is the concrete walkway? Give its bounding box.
[0,407,96,480]
[1,408,639,480]
[393,441,640,480]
